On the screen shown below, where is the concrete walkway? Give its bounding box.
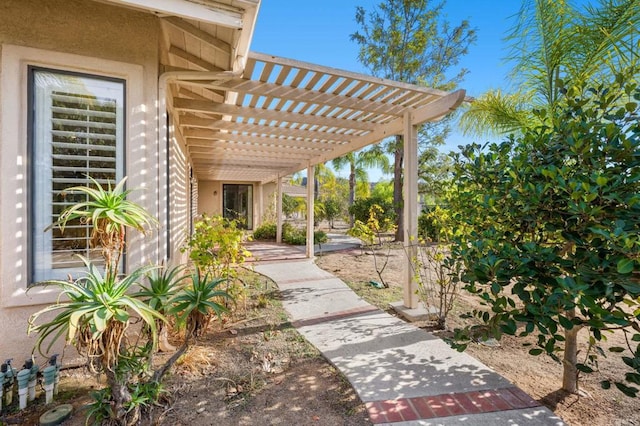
[254,255,565,425]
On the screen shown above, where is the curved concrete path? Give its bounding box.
[254,258,565,425]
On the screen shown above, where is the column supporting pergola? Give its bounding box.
[402,111,420,309]
[306,165,315,258]
[276,177,283,243]
[256,183,263,231]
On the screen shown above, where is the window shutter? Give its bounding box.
[31,69,124,282]
[49,90,119,269]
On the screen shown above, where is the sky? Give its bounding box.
[250,0,525,179]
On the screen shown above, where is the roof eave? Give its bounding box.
[102,0,249,28]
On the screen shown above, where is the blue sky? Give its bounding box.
[251,0,524,178]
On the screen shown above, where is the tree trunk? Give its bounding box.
[153,333,192,383]
[349,161,356,227]
[393,135,404,242]
[562,308,580,393]
[158,324,176,352]
[105,369,137,425]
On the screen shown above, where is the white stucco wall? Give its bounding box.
[198,181,223,216]
[0,0,162,363]
[261,182,277,222]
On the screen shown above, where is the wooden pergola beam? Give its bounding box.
[173,98,379,131]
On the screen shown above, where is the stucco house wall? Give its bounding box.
[0,0,177,362]
[198,181,224,216]
[261,182,277,221]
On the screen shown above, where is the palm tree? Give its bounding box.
[332,145,390,226]
[460,0,639,136]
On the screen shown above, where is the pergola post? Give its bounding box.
[276,177,283,243]
[306,165,315,258]
[403,111,420,309]
[256,182,263,230]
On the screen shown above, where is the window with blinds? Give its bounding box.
[31,69,124,282]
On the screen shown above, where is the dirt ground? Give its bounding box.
[6,270,370,426]
[6,239,640,425]
[315,245,640,426]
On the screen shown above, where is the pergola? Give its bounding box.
[110,0,466,309]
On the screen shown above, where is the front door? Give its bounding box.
[223,184,253,229]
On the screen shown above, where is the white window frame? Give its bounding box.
[0,44,144,307]
[30,69,126,282]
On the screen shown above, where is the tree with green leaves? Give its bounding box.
[460,0,639,137]
[315,197,343,228]
[418,147,453,203]
[371,180,394,202]
[351,0,476,240]
[282,193,305,219]
[332,145,390,226]
[448,72,640,396]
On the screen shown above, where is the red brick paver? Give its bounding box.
[366,386,542,424]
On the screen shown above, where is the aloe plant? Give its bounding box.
[30,176,237,423]
[171,269,231,338]
[28,257,162,372]
[136,264,189,351]
[152,270,232,383]
[49,176,158,274]
[32,176,162,424]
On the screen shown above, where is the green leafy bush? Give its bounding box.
[349,196,395,232]
[182,214,251,276]
[253,222,277,240]
[283,226,306,245]
[182,214,251,306]
[418,205,454,242]
[314,230,328,244]
[448,73,640,396]
[252,222,327,245]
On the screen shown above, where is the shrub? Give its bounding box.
[349,196,395,231]
[253,222,327,245]
[314,230,328,244]
[182,214,251,278]
[347,204,396,287]
[418,205,453,242]
[281,224,328,245]
[253,222,277,240]
[448,73,640,396]
[283,226,306,245]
